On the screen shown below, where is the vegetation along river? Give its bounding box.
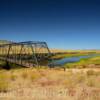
[50,54,100,66]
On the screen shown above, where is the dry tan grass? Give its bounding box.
[0,68,100,100]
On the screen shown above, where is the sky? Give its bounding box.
[0,0,100,49]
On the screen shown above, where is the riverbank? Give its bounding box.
[51,51,100,60]
[52,53,89,60]
[65,56,100,68]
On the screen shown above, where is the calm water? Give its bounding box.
[50,54,100,66]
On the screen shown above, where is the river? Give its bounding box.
[50,54,100,66]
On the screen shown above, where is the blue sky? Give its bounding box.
[0,0,100,49]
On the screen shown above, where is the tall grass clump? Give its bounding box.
[21,70,29,79]
[86,77,95,87]
[86,70,98,76]
[10,74,17,81]
[0,73,9,92]
[29,71,41,82]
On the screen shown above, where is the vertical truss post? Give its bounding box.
[45,42,54,67]
[30,44,39,67]
[6,44,11,60]
[4,44,11,70]
[19,44,24,65]
[45,42,51,56]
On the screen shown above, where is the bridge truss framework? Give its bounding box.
[0,41,52,69]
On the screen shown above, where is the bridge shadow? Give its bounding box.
[0,58,52,70]
[0,60,27,70]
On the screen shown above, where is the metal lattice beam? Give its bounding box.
[0,41,52,68]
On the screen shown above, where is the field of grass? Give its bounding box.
[0,68,100,100]
[0,49,100,100]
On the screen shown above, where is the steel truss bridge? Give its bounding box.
[0,41,52,69]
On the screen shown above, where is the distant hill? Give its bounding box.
[0,40,13,45]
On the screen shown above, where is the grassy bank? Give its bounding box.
[52,53,89,60]
[51,51,100,60]
[65,56,100,68]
